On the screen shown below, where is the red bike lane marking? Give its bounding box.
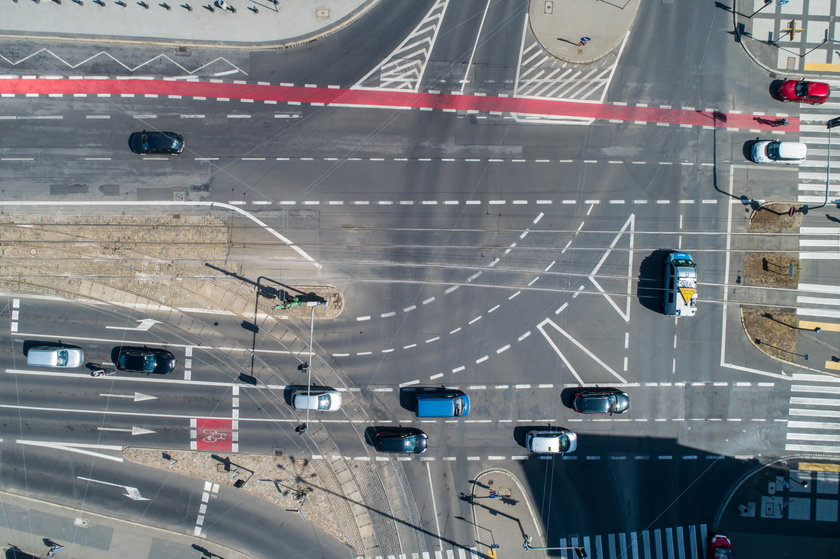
[0,78,799,132]
[195,417,232,451]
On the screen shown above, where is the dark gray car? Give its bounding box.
[128,131,184,155]
[572,387,630,415]
[372,427,428,454]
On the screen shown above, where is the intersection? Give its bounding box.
[1,1,840,559]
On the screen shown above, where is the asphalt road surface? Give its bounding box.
[1,1,838,558]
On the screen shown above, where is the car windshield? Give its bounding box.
[402,434,421,451]
[56,350,68,366]
[317,395,331,410]
[713,547,733,559]
[671,258,694,268]
[766,142,781,159]
[142,354,156,372]
[795,81,809,97]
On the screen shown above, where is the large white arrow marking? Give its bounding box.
[99,392,157,402]
[105,318,161,331]
[77,476,149,501]
[17,440,124,462]
[97,426,156,436]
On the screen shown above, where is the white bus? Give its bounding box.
[663,252,697,317]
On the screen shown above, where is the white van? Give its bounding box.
[751,140,807,164]
[663,252,697,317]
[27,346,84,368]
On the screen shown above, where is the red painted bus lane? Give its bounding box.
[0,78,799,133]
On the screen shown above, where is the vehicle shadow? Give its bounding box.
[637,249,670,313]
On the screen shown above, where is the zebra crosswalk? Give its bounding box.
[364,548,482,559]
[554,524,708,559]
[364,525,709,559]
[796,78,840,204]
[786,372,840,453]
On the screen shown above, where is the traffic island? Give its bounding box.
[123,448,353,550]
[740,202,803,364]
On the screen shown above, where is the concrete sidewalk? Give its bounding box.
[0,0,379,47]
[529,0,640,64]
[0,0,640,67]
[732,0,840,78]
[714,456,840,558]
[467,469,544,559]
[0,490,249,559]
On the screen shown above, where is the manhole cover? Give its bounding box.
[29,248,37,256]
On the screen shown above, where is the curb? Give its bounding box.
[0,489,251,559]
[713,453,840,529]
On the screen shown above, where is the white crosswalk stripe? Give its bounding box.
[797,99,840,203]
[796,227,840,263]
[554,525,707,559]
[786,372,840,453]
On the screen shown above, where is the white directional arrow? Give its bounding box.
[77,476,149,501]
[99,392,157,402]
[97,426,156,436]
[105,318,161,331]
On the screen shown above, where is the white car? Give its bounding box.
[291,389,342,411]
[525,429,577,455]
[751,140,806,164]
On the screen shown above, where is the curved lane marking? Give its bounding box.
[0,200,320,269]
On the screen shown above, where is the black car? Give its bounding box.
[128,131,185,155]
[372,427,428,454]
[571,387,630,415]
[116,347,176,375]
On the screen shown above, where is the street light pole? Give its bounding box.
[523,536,587,557]
[296,305,316,434]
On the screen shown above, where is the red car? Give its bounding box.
[776,80,830,104]
[708,534,733,559]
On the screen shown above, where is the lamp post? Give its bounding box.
[296,305,317,434]
[523,536,587,557]
[802,116,840,214]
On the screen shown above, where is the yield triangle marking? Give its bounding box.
[679,287,696,303]
[588,214,635,322]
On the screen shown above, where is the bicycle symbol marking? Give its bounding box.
[200,429,229,443]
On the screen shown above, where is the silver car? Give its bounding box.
[291,389,342,411]
[26,346,84,368]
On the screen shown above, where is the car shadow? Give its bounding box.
[559,387,580,410]
[637,249,671,313]
[742,138,761,162]
[769,79,784,102]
